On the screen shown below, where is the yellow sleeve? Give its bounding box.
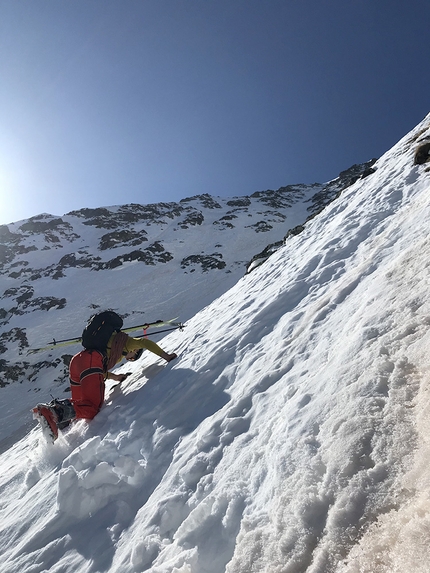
[123,336,166,358]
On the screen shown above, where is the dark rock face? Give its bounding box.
[306,159,377,215]
[0,225,22,243]
[67,207,112,219]
[68,203,186,228]
[180,193,222,209]
[180,212,205,228]
[361,167,376,179]
[19,216,80,243]
[285,225,305,238]
[19,217,69,234]
[0,284,67,322]
[104,243,174,269]
[0,241,37,267]
[246,221,273,233]
[1,285,67,318]
[226,198,251,208]
[251,185,311,209]
[0,328,28,354]
[414,142,430,165]
[99,229,148,251]
[213,214,238,230]
[181,254,226,272]
[0,359,30,386]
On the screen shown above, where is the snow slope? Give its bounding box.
[1,114,430,572]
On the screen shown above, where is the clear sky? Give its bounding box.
[0,0,429,226]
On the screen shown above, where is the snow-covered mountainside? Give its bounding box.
[2,114,430,573]
[0,162,374,444]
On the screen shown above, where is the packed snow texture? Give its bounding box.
[1,114,430,572]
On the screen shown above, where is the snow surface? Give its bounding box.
[1,114,430,572]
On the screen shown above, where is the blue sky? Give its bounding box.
[0,0,429,225]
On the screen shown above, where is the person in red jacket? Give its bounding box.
[34,333,177,440]
[70,332,177,420]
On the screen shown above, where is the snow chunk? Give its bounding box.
[56,433,146,519]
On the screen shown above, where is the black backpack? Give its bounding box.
[81,311,123,353]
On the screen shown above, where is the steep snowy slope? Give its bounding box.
[0,164,372,444]
[0,114,429,573]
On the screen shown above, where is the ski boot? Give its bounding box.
[32,398,76,442]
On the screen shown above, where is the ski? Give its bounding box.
[29,318,184,353]
[123,318,182,334]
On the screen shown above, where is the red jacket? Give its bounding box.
[69,350,106,419]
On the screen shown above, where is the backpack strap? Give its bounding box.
[80,366,105,382]
[69,349,107,387]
